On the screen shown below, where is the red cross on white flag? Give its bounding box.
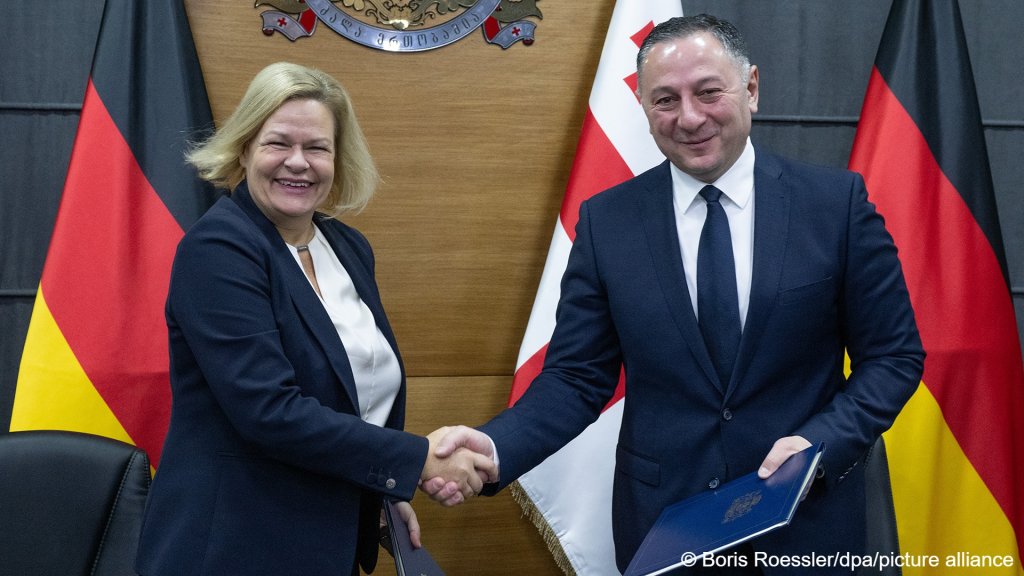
[508,1,683,573]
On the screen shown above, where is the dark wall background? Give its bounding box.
[2,0,1022,432]
[1,0,106,430]
[703,0,1024,364]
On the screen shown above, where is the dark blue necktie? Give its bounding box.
[697,185,741,386]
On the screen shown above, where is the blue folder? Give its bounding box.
[624,443,825,576]
[383,500,446,576]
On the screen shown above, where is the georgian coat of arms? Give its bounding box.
[256,0,542,51]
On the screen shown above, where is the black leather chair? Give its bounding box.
[0,430,151,576]
[865,435,902,576]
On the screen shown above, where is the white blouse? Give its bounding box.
[286,227,401,427]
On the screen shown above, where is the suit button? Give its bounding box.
[386,478,397,490]
[708,478,720,489]
[722,408,733,421]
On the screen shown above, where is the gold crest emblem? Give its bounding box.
[722,490,762,524]
[257,0,542,51]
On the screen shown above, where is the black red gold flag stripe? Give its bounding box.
[12,0,214,469]
[850,0,1024,571]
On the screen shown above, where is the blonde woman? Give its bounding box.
[136,62,494,576]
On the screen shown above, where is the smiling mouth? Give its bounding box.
[681,134,715,146]
[276,179,313,190]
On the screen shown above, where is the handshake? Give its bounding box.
[418,425,497,507]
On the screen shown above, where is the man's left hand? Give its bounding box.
[757,435,812,479]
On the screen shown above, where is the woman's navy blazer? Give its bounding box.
[136,183,427,576]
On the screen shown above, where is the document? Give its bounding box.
[624,443,825,576]
[383,500,445,576]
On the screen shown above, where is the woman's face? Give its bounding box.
[241,98,336,231]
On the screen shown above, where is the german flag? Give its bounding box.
[850,0,1024,572]
[11,0,214,469]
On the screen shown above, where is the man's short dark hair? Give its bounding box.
[637,14,751,81]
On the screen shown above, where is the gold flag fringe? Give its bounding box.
[510,480,578,575]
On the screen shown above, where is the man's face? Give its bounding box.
[637,32,759,183]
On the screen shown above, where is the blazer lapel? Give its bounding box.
[232,185,362,414]
[317,219,408,429]
[637,162,722,393]
[316,219,405,383]
[727,151,789,400]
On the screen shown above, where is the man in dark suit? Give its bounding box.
[427,14,924,574]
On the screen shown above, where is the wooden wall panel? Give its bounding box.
[183,1,615,573]
[185,1,612,377]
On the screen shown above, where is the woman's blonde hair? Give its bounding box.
[187,62,379,216]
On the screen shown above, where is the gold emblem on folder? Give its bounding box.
[722,490,762,524]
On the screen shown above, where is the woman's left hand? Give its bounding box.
[393,501,422,549]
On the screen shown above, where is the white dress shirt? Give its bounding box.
[671,138,756,330]
[287,227,401,427]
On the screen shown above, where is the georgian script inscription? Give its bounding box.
[256,0,542,51]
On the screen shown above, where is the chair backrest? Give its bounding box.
[865,434,902,576]
[0,430,151,576]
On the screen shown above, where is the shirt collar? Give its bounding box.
[671,137,756,213]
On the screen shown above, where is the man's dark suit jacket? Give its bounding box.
[135,184,427,576]
[480,151,925,573]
